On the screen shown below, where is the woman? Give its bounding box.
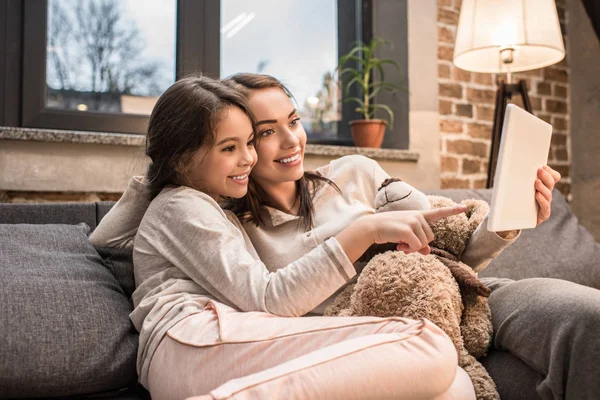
[223,73,600,400]
[96,74,476,399]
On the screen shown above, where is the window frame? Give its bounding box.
[2,0,409,148]
[20,0,206,134]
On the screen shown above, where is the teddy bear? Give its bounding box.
[324,178,499,400]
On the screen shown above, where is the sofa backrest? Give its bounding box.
[1,188,598,289]
[0,202,98,229]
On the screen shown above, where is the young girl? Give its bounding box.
[95,75,477,399]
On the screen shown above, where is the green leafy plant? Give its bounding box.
[338,37,406,128]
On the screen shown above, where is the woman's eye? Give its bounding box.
[260,129,275,137]
[247,138,255,147]
[290,117,300,127]
[223,145,235,152]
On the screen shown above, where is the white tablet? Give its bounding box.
[487,104,553,232]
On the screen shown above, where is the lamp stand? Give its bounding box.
[486,78,532,188]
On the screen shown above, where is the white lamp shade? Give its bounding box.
[453,0,566,73]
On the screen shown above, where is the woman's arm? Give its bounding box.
[89,176,150,248]
[462,165,561,271]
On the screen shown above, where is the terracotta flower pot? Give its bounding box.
[349,119,387,148]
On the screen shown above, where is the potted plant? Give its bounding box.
[338,37,405,148]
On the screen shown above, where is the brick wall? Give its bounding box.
[438,0,571,198]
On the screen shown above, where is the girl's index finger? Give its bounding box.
[421,205,468,223]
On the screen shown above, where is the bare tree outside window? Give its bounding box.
[46,0,176,115]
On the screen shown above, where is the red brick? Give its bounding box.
[467,122,492,139]
[511,97,525,109]
[473,179,487,189]
[531,96,542,112]
[555,148,569,161]
[473,73,493,86]
[439,83,463,98]
[546,99,568,113]
[438,8,460,25]
[544,68,568,83]
[462,158,482,174]
[538,114,552,124]
[452,67,471,82]
[440,119,463,133]
[438,63,451,79]
[553,117,568,131]
[456,103,473,117]
[551,133,567,146]
[554,85,568,98]
[441,177,470,189]
[517,69,542,78]
[441,156,459,173]
[438,26,454,43]
[438,45,454,61]
[446,139,488,157]
[537,82,552,95]
[476,106,495,121]
[439,100,453,115]
[466,88,495,104]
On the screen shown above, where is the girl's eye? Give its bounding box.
[290,117,300,127]
[260,129,275,137]
[247,138,255,147]
[223,145,235,152]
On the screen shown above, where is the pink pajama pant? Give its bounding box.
[147,301,475,400]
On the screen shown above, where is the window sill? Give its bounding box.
[0,126,420,163]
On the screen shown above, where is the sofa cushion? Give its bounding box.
[96,246,136,298]
[424,188,600,290]
[0,202,97,229]
[0,223,138,398]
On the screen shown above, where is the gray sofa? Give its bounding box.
[1,188,598,399]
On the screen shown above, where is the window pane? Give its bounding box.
[46,0,176,116]
[220,0,340,140]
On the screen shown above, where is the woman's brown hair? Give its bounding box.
[145,74,254,200]
[222,73,340,231]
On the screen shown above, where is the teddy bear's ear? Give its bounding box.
[378,177,402,191]
[427,195,457,209]
[461,199,490,233]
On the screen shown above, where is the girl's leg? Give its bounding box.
[147,309,473,400]
[482,277,600,399]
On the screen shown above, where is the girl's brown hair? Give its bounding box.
[145,74,254,200]
[222,73,340,231]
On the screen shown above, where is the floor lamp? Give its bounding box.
[452,0,566,188]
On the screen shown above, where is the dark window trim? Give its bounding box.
[0,0,23,127]
[20,0,206,135]
[3,0,408,148]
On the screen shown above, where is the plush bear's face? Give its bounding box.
[374,178,431,213]
[374,180,489,258]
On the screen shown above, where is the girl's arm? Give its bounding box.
[89,176,150,248]
[148,189,357,318]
